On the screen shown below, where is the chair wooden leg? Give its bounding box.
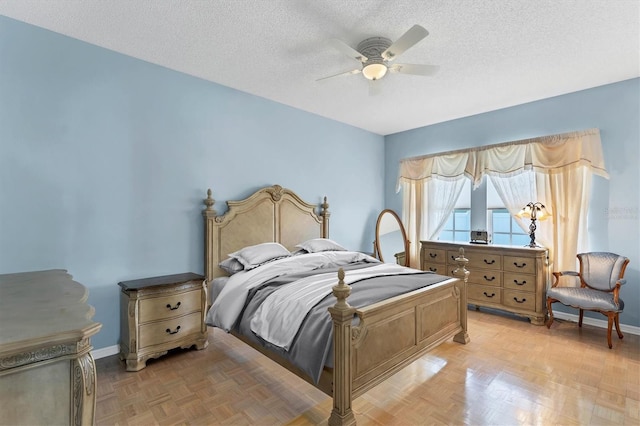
[606,314,614,349]
[579,309,584,327]
[546,298,554,328]
[614,313,624,340]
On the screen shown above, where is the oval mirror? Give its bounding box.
[374,209,410,267]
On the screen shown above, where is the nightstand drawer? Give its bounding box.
[503,272,536,292]
[468,284,502,304]
[504,256,535,274]
[139,290,201,323]
[503,289,535,311]
[139,311,202,348]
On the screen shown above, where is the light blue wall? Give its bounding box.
[0,17,385,350]
[385,78,640,327]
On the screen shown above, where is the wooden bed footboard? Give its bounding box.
[328,249,470,426]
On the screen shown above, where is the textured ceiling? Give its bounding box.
[1,0,638,135]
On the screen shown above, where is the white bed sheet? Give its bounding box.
[205,251,378,332]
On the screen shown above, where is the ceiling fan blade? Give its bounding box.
[368,80,382,96]
[330,38,368,63]
[381,24,429,61]
[389,63,440,76]
[316,69,361,81]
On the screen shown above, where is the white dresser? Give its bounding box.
[420,241,549,325]
[0,270,101,425]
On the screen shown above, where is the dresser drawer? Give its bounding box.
[468,284,502,304]
[468,269,502,287]
[503,272,536,292]
[503,256,535,274]
[422,248,446,265]
[139,289,202,323]
[503,289,536,311]
[139,311,202,348]
[423,263,448,275]
[451,250,502,270]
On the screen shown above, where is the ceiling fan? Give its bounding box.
[318,24,439,87]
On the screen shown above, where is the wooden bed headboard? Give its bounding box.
[202,184,330,281]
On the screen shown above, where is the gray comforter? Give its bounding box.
[235,262,449,384]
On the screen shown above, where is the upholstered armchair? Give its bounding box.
[547,252,629,348]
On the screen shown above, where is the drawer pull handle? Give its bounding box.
[166,326,181,335]
[483,292,496,298]
[483,275,495,282]
[166,301,181,310]
[429,267,437,272]
[484,259,496,265]
[513,262,527,268]
[513,280,527,286]
[429,253,438,258]
[513,297,527,304]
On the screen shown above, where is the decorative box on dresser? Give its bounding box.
[119,272,208,371]
[420,241,549,325]
[0,270,101,426]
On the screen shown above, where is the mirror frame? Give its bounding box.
[374,209,410,267]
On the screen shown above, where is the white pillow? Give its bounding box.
[295,238,347,253]
[230,242,291,270]
[219,257,245,275]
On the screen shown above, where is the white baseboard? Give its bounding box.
[553,311,640,336]
[91,344,119,360]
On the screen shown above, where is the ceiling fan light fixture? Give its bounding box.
[362,63,388,81]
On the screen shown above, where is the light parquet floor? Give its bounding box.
[95,309,640,426]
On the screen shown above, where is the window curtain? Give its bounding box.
[401,177,467,266]
[398,152,472,266]
[397,129,608,273]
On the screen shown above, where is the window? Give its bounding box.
[439,209,471,242]
[438,177,530,246]
[490,209,529,245]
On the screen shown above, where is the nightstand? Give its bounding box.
[118,272,208,371]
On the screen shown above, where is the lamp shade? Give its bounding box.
[517,202,549,221]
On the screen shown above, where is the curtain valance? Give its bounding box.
[397,128,608,190]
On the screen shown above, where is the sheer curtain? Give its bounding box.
[401,177,467,266]
[398,152,472,266]
[398,129,608,273]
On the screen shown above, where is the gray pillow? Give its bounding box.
[219,257,245,275]
[296,238,347,253]
[230,242,291,270]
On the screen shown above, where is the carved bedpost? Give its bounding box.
[321,196,330,238]
[453,247,471,344]
[328,269,356,426]
[202,189,217,283]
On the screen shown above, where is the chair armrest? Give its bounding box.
[554,271,579,277]
[551,271,579,288]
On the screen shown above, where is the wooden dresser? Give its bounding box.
[420,241,549,325]
[0,270,102,425]
[118,272,208,371]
